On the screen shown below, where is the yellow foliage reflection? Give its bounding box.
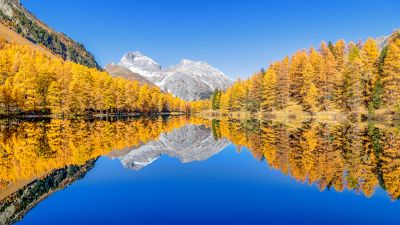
[212,119,400,200]
[0,116,207,190]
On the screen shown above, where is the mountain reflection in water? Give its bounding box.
[0,116,400,224]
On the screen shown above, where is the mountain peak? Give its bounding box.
[121,51,157,65]
[125,50,144,57]
[180,58,198,64]
[119,51,162,77]
[177,59,210,67]
[115,51,233,101]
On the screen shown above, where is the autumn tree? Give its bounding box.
[319,42,337,111]
[337,43,363,112]
[289,50,308,103]
[275,57,290,110]
[302,63,319,112]
[381,39,400,109]
[261,66,277,112]
[247,73,264,112]
[360,38,379,109]
[47,81,63,115]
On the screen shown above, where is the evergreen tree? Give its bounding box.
[211,88,221,110]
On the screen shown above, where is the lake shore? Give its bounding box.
[196,106,399,126]
[0,111,188,120]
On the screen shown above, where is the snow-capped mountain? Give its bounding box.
[116,51,233,101]
[113,124,231,170]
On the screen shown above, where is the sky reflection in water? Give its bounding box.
[0,117,398,225]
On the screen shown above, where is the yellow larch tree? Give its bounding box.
[381,39,400,109]
[261,66,277,112]
[360,38,379,108]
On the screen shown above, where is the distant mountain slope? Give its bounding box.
[0,22,55,57]
[104,64,154,86]
[117,51,233,101]
[0,0,99,68]
[376,29,400,50]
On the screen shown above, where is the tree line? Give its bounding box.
[0,38,209,116]
[210,31,400,115]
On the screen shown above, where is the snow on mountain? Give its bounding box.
[115,124,231,170]
[118,51,162,82]
[117,51,233,101]
[376,29,400,51]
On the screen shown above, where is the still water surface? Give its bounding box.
[1,116,400,224]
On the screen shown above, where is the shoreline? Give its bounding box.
[196,109,399,125]
[0,112,188,120]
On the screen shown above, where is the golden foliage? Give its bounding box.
[0,39,191,115]
[203,31,400,115]
[0,116,208,189]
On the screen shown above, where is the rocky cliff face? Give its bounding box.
[0,0,99,68]
[104,63,154,86]
[116,124,231,170]
[116,51,233,101]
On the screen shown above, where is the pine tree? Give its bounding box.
[211,88,221,110]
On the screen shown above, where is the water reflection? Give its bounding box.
[114,124,230,170]
[0,116,400,224]
[212,119,400,200]
[0,116,205,224]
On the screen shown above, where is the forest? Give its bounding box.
[0,38,209,116]
[210,31,400,117]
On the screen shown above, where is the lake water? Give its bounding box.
[1,116,400,225]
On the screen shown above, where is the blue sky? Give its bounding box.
[22,0,400,79]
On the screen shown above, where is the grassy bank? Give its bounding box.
[197,104,399,127]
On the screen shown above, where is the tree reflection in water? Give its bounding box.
[1,116,400,224]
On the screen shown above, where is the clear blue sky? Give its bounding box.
[22,0,400,79]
